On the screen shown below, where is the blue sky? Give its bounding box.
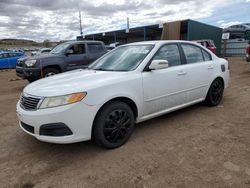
[198,0,250,27]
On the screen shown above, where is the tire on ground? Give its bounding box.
[93,101,135,149]
[42,67,59,78]
[205,78,224,106]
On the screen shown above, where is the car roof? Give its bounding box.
[0,52,22,55]
[64,40,104,45]
[122,40,200,46]
[229,24,250,27]
[194,39,213,42]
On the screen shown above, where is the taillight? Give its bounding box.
[246,46,250,55]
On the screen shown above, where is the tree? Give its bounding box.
[43,39,50,48]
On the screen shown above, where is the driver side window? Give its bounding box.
[68,44,85,55]
[153,44,181,67]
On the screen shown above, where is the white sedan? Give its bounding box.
[16,40,229,148]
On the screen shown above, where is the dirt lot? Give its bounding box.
[0,57,250,188]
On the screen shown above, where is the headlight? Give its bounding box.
[39,92,87,109]
[25,59,37,67]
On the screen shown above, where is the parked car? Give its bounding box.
[31,48,51,56]
[0,52,25,69]
[223,23,250,39]
[16,41,107,82]
[16,40,229,149]
[195,40,217,54]
[106,46,115,51]
[106,42,120,51]
[246,41,250,62]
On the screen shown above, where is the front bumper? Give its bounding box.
[16,101,100,144]
[16,66,41,79]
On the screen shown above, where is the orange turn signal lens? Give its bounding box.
[67,92,87,104]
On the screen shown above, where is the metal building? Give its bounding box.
[84,19,222,55]
[221,39,249,56]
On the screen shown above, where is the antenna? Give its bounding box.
[79,11,83,36]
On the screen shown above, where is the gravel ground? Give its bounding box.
[0,57,250,188]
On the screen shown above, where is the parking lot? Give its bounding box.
[0,57,250,188]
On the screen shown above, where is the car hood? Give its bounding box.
[23,69,128,97]
[21,53,61,61]
[34,53,60,59]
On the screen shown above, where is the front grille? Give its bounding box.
[21,122,34,134]
[20,94,41,110]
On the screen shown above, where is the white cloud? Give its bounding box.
[0,0,246,41]
[219,21,243,28]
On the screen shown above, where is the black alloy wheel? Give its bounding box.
[43,68,59,78]
[104,109,132,143]
[93,101,135,149]
[206,79,224,106]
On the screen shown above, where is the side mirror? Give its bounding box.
[65,49,74,55]
[149,60,169,70]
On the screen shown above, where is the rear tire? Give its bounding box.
[205,78,224,106]
[43,68,59,78]
[93,101,135,149]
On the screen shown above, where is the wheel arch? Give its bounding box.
[206,76,225,98]
[43,64,62,73]
[213,76,225,88]
[91,96,138,138]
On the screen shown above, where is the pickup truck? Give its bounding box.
[16,41,107,82]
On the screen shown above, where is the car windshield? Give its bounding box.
[50,43,70,54]
[88,45,154,71]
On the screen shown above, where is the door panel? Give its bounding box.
[8,53,19,68]
[65,54,87,70]
[142,67,187,116]
[142,44,187,116]
[181,44,213,102]
[65,44,87,70]
[0,53,10,68]
[179,62,213,102]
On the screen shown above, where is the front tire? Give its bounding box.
[93,101,135,149]
[205,78,224,106]
[27,77,38,83]
[43,68,59,78]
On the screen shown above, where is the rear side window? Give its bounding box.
[153,44,181,67]
[182,44,204,64]
[202,49,212,61]
[0,53,9,58]
[8,53,18,57]
[88,43,104,53]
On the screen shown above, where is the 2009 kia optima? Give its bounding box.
[16,41,229,149]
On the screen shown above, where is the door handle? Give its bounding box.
[208,65,214,70]
[178,71,187,76]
